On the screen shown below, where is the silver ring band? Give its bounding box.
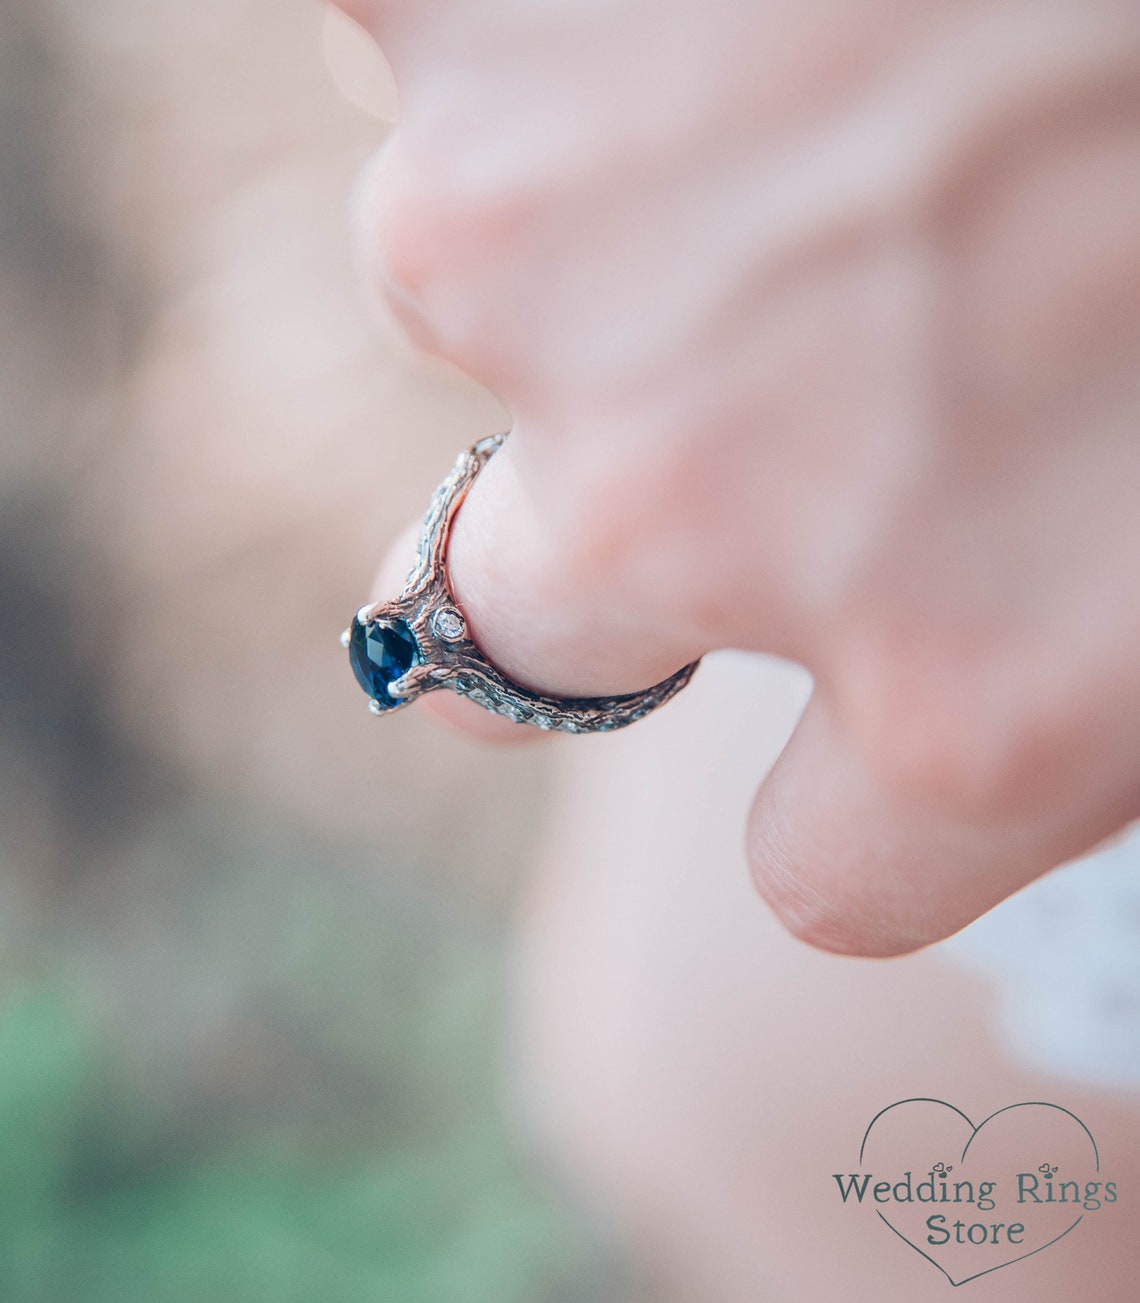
[343,433,700,733]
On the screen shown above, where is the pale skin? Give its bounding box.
[510,654,1140,1301]
[339,0,1140,956]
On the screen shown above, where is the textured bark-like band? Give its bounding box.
[343,433,700,732]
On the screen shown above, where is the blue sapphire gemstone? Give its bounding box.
[348,617,420,707]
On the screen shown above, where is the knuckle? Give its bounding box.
[357,138,538,377]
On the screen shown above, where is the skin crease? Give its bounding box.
[341,0,1140,956]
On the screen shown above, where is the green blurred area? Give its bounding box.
[0,798,605,1302]
[0,956,597,1303]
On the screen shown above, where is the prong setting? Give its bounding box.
[386,662,439,700]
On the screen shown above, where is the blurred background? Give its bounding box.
[0,1,611,1297]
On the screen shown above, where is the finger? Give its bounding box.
[746,691,1132,957]
[370,520,542,744]
[444,427,708,698]
[367,425,709,741]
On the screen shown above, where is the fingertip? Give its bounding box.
[744,695,1016,959]
[745,785,932,958]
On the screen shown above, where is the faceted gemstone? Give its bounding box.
[348,617,420,707]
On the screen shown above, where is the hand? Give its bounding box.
[340,0,1140,956]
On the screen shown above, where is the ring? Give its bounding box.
[342,433,701,733]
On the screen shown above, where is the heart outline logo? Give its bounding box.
[855,1098,1101,1287]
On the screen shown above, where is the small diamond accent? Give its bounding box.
[432,606,467,642]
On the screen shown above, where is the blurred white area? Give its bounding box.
[948,822,1140,1089]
